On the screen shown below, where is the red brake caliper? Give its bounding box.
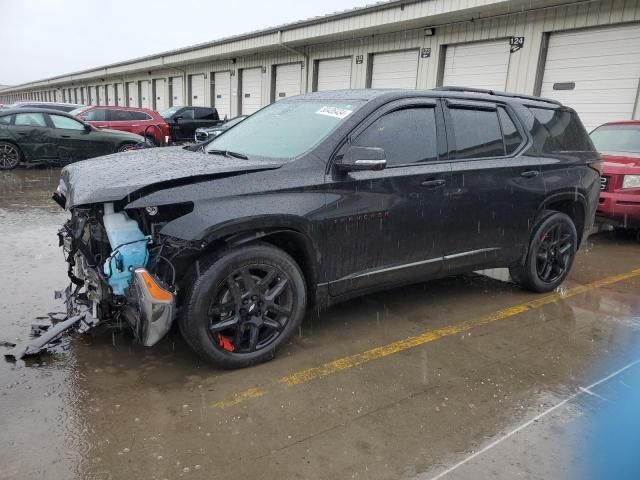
[218,334,234,352]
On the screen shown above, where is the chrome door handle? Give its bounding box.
[421,179,446,188]
[520,170,539,178]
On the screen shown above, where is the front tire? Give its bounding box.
[510,212,578,293]
[179,244,307,368]
[116,142,137,152]
[0,142,21,170]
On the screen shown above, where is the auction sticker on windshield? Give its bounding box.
[316,106,353,119]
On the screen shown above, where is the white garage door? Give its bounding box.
[106,84,116,105]
[127,82,138,107]
[540,24,640,131]
[171,76,184,107]
[97,85,105,105]
[140,81,151,108]
[371,50,419,89]
[316,57,352,91]
[274,63,302,101]
[114,83,124,106]
[214,71,231,120]
[442,39,511,91]
[190,74,206,106]
[154,79,167,111]
[241,67,263,115]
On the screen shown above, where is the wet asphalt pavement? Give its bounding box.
[1,168,640,480]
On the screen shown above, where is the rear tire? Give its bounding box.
[144,135,157,147]
[0,142,21,170]
[179,244,307,368]
[510,211,578,293]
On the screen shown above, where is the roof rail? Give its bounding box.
[433,86,562,106]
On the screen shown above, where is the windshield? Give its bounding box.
[205,100,364,160]
[159,106,181,118]
[590,125,640,153]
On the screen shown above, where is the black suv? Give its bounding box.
[54,88,601,368]
[160,106,222,141]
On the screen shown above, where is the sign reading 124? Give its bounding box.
[510,36,525,53]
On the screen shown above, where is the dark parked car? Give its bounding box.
[160,106,222,141]
[0,108,144,169]
[53,88,600,368]
[194,115,248,142]
[2,101,84,112]
[71,105,172,146]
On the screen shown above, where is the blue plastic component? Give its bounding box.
[101,203,148,295]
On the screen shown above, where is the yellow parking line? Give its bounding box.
[211,268,640,409]
[210,387,267,409]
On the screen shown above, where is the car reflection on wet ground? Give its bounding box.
[1,168,639,480]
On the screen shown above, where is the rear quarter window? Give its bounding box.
[525,107,594,153]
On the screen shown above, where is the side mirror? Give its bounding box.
[84,123,92,132]
[174,115,182,122]
[335,146,386,172]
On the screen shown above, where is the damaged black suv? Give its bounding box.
[53,88,601,368]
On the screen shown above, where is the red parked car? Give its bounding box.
[590,121,640,229]
[70,106,171,146]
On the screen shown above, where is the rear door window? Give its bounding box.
[196,108,218,120]
[181,108,195,120]
[109,110,133,122]
[128,111,152,121]
[84,109,107,121]
[352,107,438,167]
[447,105,504,159]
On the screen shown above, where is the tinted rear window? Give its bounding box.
[448,107,504,159]
[525,107,594,153]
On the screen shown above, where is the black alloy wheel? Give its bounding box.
[208,264,293,354]
[510,211,578,293]
[534,221,574,284]
[0,142,21,170]
[179,244,307,368]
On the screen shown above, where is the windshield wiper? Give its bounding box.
[207,149,248,160]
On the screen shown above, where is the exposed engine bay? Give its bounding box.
[7,201,201,359]
[61,202,201,343]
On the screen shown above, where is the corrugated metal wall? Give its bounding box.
[2,0,640,121]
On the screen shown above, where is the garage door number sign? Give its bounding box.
[510,36,525,53]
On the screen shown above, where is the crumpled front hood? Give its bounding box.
[56,147,283,209]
